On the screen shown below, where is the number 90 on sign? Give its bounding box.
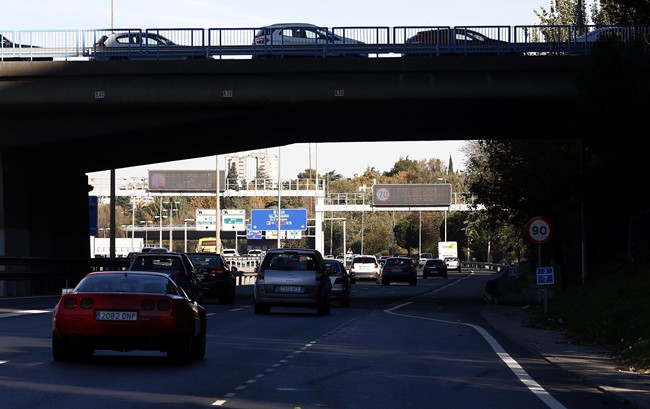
[526,216,552,244]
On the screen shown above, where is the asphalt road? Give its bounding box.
[0,269,636,409]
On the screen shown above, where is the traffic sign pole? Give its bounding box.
[525,216,553,316]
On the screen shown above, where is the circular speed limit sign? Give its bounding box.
[525,216,552,244]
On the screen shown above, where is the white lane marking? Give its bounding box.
[384,302,568,409]
[0,309,52,319]
[210,318,359,407]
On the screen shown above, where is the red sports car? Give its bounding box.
[52,270,207,364]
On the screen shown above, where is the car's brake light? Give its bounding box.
[208,268,225,276]
[63,297,77,309]
[257,266,265,280]
[255,37,269,45]
[79,297,93,309]
[169,271,186,280]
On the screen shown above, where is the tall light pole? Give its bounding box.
[359,185,366,255]
[140,220,152,246]
[437,177,448,241]
[164,200,180,251]
[157,196,164,247]
[184,218,194,252]
[276,146,282,249]
[419,210,422,256]
[122,177,136,252]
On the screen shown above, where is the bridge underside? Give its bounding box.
[0,55,624,259]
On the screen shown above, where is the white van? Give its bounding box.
[222,248,240,258]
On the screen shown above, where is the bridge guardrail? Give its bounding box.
[2,25,648,61]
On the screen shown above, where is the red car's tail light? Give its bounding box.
[63,297,77,309]
[157,299,172,311]
[79,297,93,309]
[140,299,155,310]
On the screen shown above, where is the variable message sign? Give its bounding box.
[372,184,452,206]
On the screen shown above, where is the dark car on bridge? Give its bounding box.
[403,28,523,56]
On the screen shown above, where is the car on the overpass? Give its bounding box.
[403,27,523,56]
[88,31,208,60]
[252,23,367,58]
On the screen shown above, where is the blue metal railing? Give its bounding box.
[1,25,648,61]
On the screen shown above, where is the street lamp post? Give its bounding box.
[184,218,194,252]
[437,177,448,241]
[154,214,166,247]
[462,221,471,261]
[140,220,152,246]
[164,200,180,251]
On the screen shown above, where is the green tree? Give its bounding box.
[227,162,240,191]
[393,213,421,255]
[593,0,650,24]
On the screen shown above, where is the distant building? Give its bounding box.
[225,151,279,184]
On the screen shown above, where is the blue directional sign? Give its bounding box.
[246,224,263,240]
[536,267,554,285]
[251,209,308,231]
[508,266,518,278]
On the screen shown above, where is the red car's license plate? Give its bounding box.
[96,311,138,321]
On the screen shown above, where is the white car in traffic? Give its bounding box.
[253,23,367,58]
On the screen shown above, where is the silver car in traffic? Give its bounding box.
[253,248,332,315]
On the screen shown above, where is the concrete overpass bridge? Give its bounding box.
[0,55,607,259]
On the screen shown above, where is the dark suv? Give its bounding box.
[422,259,448,279]
[128,252,202,301]
[254,248,331,315]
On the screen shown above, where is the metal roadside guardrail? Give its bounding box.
[0,256,261,297]
[1,25,648,61]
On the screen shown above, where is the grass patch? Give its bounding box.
[529,266,650,373]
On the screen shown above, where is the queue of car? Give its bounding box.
[51,247,460,362]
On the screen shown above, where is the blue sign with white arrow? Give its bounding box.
[536,267,554,285]
[251,209,308,231]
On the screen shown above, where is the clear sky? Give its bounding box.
[3,1,553,30]
[3,1,551,183]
